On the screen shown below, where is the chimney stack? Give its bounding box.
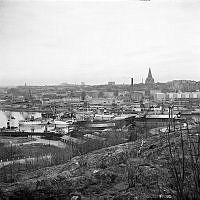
[131,77,133,86]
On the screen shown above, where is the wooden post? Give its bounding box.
[168,106,171,133]
[171,106,173,130]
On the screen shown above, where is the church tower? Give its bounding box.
[145,68,154,85]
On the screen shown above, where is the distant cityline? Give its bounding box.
[1,69,199,87]
[1,80,200,88]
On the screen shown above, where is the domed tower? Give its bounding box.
[145,68,154,85]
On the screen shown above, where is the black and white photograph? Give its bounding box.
[0,0,200,199]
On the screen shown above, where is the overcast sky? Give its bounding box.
[0,0,200,86]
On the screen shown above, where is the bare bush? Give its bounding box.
[166,123,200,200]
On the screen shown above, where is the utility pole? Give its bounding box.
[171,105,173,129]
[10,142,13,182]
[168,104,174,133]
[168,106,171,133]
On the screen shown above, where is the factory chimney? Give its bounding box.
[131,78,133,86]
[130,77,134,92]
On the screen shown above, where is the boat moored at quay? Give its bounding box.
[74,113,136,130]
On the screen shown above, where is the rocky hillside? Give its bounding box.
[1,127,200,199]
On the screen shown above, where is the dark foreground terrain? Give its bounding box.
[0,126,200,200]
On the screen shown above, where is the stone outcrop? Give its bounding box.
[2,129,190,199]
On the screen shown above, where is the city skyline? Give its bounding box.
[0,0,200,86]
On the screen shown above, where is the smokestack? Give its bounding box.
[7,120,10,129]
[131,77,133,86]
